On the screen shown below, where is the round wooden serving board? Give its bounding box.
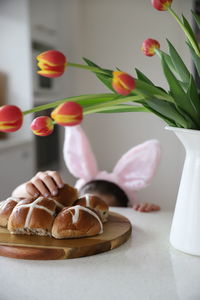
[0,212,132,260]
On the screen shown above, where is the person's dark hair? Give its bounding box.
[79,180,129,207]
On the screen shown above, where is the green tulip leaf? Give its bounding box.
[178,81,189,91]
[187,42,200,77]
[82,57,114,92]
[187,74,200,117]
[144,98,193,128]
[135,79,172,102]
[95,74,114,92]
[175,105,198,129]
[160,52,199,124]
[135,69,154,85]
[83,94,144,114]
[192,10,200,29]
[138,99,182,127]
[156,49,177,75]
[167,39,190,83]
[82,57,112,76]
[182,14,200,56]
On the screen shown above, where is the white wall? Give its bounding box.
[62,0,193,209]
[56,0,84,183]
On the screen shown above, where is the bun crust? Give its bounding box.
[52,205,103,239]
[0,197,23,227]
[8,197,56,236]
[50,184,78,211]
[74,194,109,222]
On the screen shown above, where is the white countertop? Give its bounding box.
[0,207,199,300]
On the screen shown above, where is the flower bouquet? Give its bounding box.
[1,0,200,255]
[1,0,200,134]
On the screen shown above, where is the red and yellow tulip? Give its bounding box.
[51,102,83,126]
[112,71,135,96]
[141,38,160,56]
[151,0,173,11]
[30,116,54,136]
[37,50,67,78]
[0,105,23,132]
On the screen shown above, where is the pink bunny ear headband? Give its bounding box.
[63,125,161,207]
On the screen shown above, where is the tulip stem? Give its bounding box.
[67,62,109,75]
[168,7,200,57]
[84,105,149,114]
[22,93,116,115]
[83,95,143,114]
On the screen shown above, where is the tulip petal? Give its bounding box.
[118,73,135,90]
[36,50,66,66]
[53,114,83,126]
[0,105,23,132]
[0,119,22,132]
[37,70,64,78]
[31,116,54,136]
[112,71,135,95]
[141,39,160,56]
[51,102,83,126]
[37,61,65,72]
[36,50,67,78]
[151,0,173,11]
[112,81,131,96]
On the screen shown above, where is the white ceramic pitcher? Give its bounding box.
[166,126,200,256]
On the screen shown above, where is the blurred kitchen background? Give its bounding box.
[0,0,196,209]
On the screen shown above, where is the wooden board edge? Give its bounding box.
[0,245,65,260]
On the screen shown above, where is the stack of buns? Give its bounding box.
[0,184,109,239]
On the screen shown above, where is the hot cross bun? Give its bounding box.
[7,197,57,236]
[74,194,109,222]
[0,197,24,227]
[52,205,103,239]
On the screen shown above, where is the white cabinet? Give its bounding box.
[0,141,35,199]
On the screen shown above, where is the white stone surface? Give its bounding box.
[0,207,199,300]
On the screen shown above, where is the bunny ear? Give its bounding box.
[63,125,98,180]
[113,140,161,190]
